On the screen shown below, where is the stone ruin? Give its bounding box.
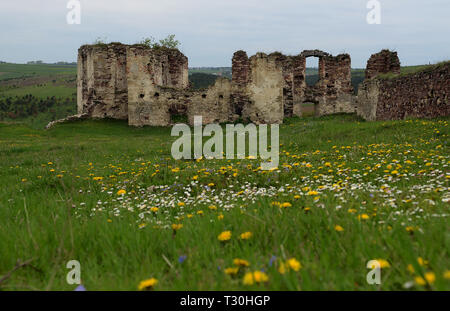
[61,43,447,129]
[365,49,401,80]
[231,49,355,123]
[75,43,356,127]
[358,50,449,121]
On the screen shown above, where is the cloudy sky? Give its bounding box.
[0,0,448,67]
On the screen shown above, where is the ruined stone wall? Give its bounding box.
[77,43,128,119]
[231,51,251,119]
[128,78,232,127]
[73,43,449,129]
[291,51,354,116]
[243,53,285,124]
[77,43,188,124]
[126,45,170,126]
[230,50,355,122]
[187,78,232,125]
[291,55,307,117]
[231,52,286,124]
[358,62,449,121]
[365,50,401,79]
[317,53,355,115]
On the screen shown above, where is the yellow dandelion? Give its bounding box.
[117,189,126,195]
[358,214,370,220]
[334,225,344,232]
[278,262,286,274]
[233,258,250,267]
[239,232,253,240]
[443,270,450,279]
[417,257,429,266]
[307,190,319,196]
[138,278,158,291]
[171,224,183,231]
[286,258,302,271]
[375,259,390,269]
[225,267,239,275]
[253,271,269,283]
[424,272,436,284]
[218,231,231,241]
[243,272,254,285]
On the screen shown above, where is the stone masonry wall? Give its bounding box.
[231,50,251,120]
[243,53,285,124]
[231,50,354,123]
[75,44,448,128]
[77,43,128,119]
[78,43,188,125]
[357,62,449,121]
[291,50,354,117]
[365,49,401,80]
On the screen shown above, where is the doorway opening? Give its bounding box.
[305,57,319,87]
[301,101,318,117]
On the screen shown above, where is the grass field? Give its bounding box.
[0,114,448,291]
[0,63,76,81]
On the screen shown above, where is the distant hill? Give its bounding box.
[189,72,220,90]
[189,67,366,93]
[0,62,76,81]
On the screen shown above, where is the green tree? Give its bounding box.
[139,35,180,50]
[158,34,180,49]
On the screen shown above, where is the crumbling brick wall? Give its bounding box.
[358,62,450,121]
[365,49,401,80]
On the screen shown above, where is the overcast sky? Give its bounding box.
[0,0,448,67]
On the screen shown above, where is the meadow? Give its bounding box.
[0,114,448,290]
